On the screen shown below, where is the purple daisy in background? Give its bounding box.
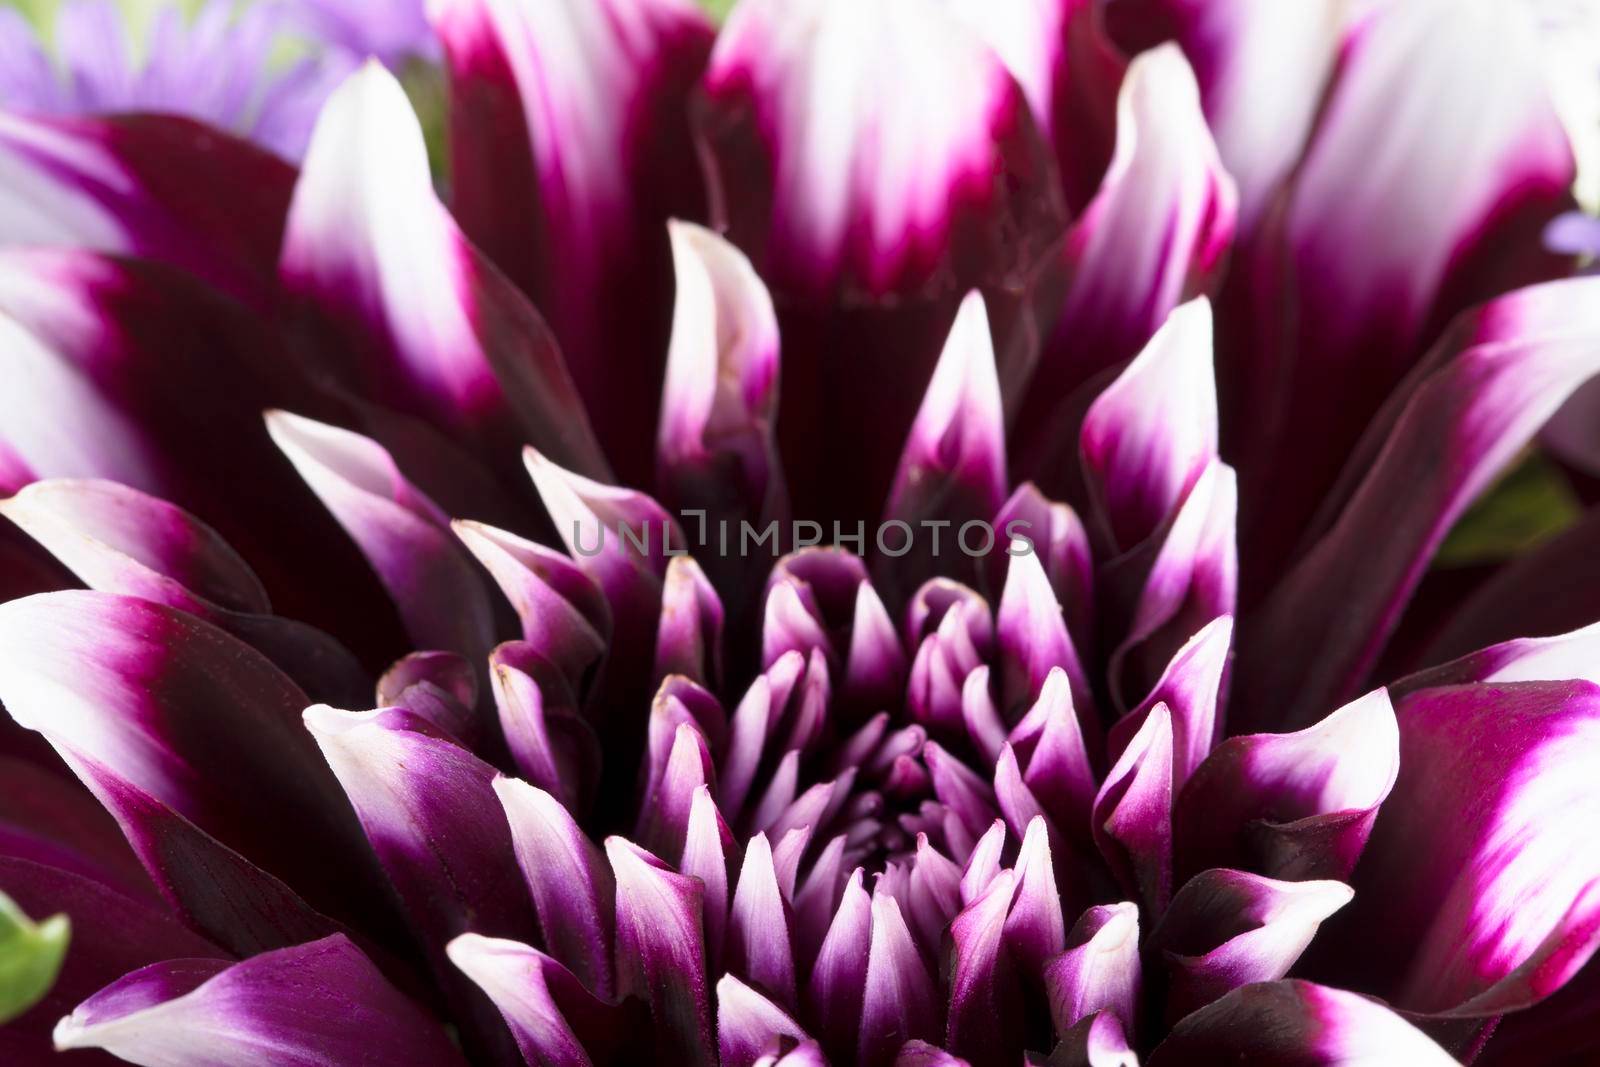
[2,0,1600,1064]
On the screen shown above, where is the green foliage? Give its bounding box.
[1436,450,1582,567]
[0,892,70,1026]
[696,0,737,23]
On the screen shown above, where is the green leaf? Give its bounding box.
[0,892,70,1026]
[1436,450,1582,568]
[696,0,737,22]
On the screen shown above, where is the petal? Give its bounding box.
[728,832,797,1009]
[1342,681,1600,1015]
[683,784,734,968]
[808,866,870,1058]
[606,836,714,1063]
[882,291,1008,603]
[946,869,1024,1064]
[1009,668,1097,843]
[448,934,627,1067]
[1237,276,1600,729]
[1092,705,1174,914]
[54,935,466,1065]
[1176,689,1399,883]
[1397,620,1600,700]
[0,591,387,950]
[1080,297,1218,553]
[267,411,497,664]
[719,972,811,1067]
[279,62,607,481]
[1107,615,1232,795]
[860,889,939,1067]
[1151,869,1353,1021]
[1017,45,1235,455]
[489,642,601,810]
[997,546,1095,734]
[430,0,712,482]
[1045,902,1141,1034]
[494,777,614,999]
[655,554,725,691]
[988,484,1095,653]
[1004,817,1068,978]
[1146,980,1457,1066]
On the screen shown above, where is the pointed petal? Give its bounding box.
[1152,870,1353,1021]
[279,63,606,479]
[1010,668,1097,842]
[946,870,1024,1064]
[1396,620,1600,700]
[1045,902,1141,1034]
[1019,45,1235,447]
[606,836,714,1063]
[1005,817,1068,977]
[1147,980,1457,1066]
[494,777,614,999]
[1092,706,1174,913]
[683,784,734,968]
[55,936,466,1065]
[728,832,797,1008]
[448,933,630,1067]
[808,867,870,1058]
[989,484,1095,653]
[430,0,712,482]
[1344,681,1600,1015]
[1239,277,1600,728]
[961,822,1008,906]
[267,411,496,663]
[1176,689,1398,883]
[997,546,1094,734]
[1108,615,1232,794]
[719,972,811,1067]
[489,643,600,810]
[860,889,939,1067]
[655,554,725,690]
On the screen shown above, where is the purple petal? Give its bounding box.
[728,832,798,1009]
[279,63,607,482]
[1045,902,1141,1034]
[1396,620,1600,701]
[1004,817,1068,978]
[882,291,1008,603]
[448,933,631,1067]
[606,836,714,1063]
[489,643,601,811]
[1238,276,1600,729]
[997,546,1095,737]
[1092,705,1174,913]
[1017,46,1235,458]
[946,868,1024,1065]
[896,1039,975,1067]
[0,478,366,705]
[1176,688,1398,883]
[1079,298,1218,553]
[1040,1009,1137,1067]
[55,935,465,1065]
[1342,681,1600,1015]
[719,972,811,1067]
[378,651,482,747]
[808,866,870,1059]
[1108,615,1232,795]
[1009,668,1097,844]
[656,554,725,690]
[988,483,1095,653]
[494,777,614,1000]
[860,888,939,1067]
[0,591,387,949]
[267,411,496,664]
[1147,980,1457,1065]
[683,784,734,969]
[1151,869,1352,1021]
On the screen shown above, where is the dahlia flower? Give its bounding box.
[2,0,1600,1065]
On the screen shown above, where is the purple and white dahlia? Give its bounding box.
[3,0,1600,1064]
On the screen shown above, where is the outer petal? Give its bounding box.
[1237,277,1600,729]
[1176,689,1399,883]
[1016,45,1235,456]
[0,591,388,950]
[989,483,1094,650]
[279,62,607,483]
[1151,869,1352,1021]
[1340,681,1600,1016]
[429,0,712,483]
[0,478,367,705]
[54,935,466,1066]
[448,933,633,1067]
[607,837,714,1063]
[882,291,1009,604]
[1146,980,1457,1066]
[268,411,497,664]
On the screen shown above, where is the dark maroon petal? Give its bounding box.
[55,935,466,1065]
[607,836,715,1064]
[279,62,608,484]
[1338,681,1600,1017]
[1176,689,1398,883]
[430,0,712,484]
[1045,902,1142,1037]
[1037,1009,1136,1067]
[1146,980,1457,1065]
[449,933,633,1067]
[1151,869,1352,1022]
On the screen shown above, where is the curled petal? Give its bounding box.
[490,642,600,810]
[655,554,725,690]
[1146,980,1457,1066]
[1108,615,1232,795]
[1042,1009,1137,1067]
[719,972,811,1067]
[1045,902,1142,1035]
[1176,688,1399,883]
[1151,869,1353,1021]
[1345,681,1600,1016]
[494,777,615,999]
[1079,298,1218,553]
[606,837,714,1064]
[1396,620,1600,700]
[267,411,496,664]
[54,936,465,1065]
[1018,45,1235,449]
[279,62,606,479]
[448,935,629,1067]
[1092,705,1174,914]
